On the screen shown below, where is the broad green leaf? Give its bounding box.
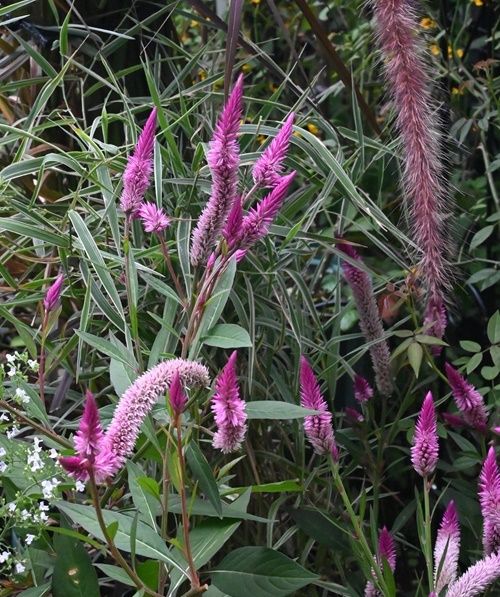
[186,442,223,518]
[56,502,185,576]
[466,352,483,374]
[245,401,319,420]
[408,341,423,378]
[203,323,252,349]
[487,311,500,345]
[167,495,268,523]
[211,547,318,597]
[52,534,100,597]
[95,564,135,586]
[460,340,481,353]
[229,480,302,494]
[127,461,160,530]
[470,225,494,250]
[75,331,135,368]
[18,584,51,597]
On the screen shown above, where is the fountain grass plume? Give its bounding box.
[371,0,452,343]
[338,242,393,396]
[190,75,244,266]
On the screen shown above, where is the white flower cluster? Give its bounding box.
[4,352,38,379]
[0,548,28,576]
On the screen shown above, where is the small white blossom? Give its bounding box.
[0,551,10,563]
[7,502,16,513]
[38,501,49,511]
[15,561,26,574]
[75,480,85,492]
[15,388,29,403]
[6,353,16,364]
[48,448,58,459]
[0,447,6,457]
[40,478,60,499]
[0,413,9,422]
[27,359,38,371]
[0,462,6,473]
[21,509,30,520]
[25,534,35,545]
[7,367,16,377]
[6,426,20,439]
[36,511,48,522]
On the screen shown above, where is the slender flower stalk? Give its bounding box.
[191,75,244,266]
[411,391,439,478]
[354,374,374,403]
[479,447,500,555]
[299,356,337,456]
[139,202,170,234]
[119,108,157,218]
[434,501,460,593]
[371,0,451,344]
[252,113,295,187]
[445,363,488,432]
[365,527,396,596]
[211,351,247,453]
[338,242,393,396]
[446,552,500,597]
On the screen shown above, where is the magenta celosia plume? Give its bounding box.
[252,113,295,187]
[479,447,500,555]
[445,363,488,432]
[43,273,64,312]
[372,0,451,346]
[434,501,460,593]
[365,527,396,596]
[139,202,170,234]
[223,195,243,248]
[119,108,157,217]
[299,356,337,456]
[411,391,438,477]
[446,552,500,597]
[354,374,374,403]
[211,351,247,453]
[191,75,244,266]
[338,242,393,396]
[169,372,188,416]
[236,171,296,252]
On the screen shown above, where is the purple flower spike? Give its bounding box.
[299,356,336,456]
[120,108,157,217]
[191,75,244,266]
[58,455,89,482]
[338,242,393,396]
[434,501,460,592]
[169,372,187,416]
[411,391,438,478]
[211,351,247,453]
[43,273,64,312]
[365,527,396,596]
[445,363,488,432]
[354,374,374,404]
[139,202,170,234]
[479,447,500,555]
[238,171,296,251]
[252,112,295,188]
[446,552,500,597]
[223,195,243,248]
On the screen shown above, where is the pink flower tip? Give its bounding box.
[138,202,170,233]
[445,362,488,432]
[253,112,295,187]
[43,273,64,311]
[354,374,374,403]
[378,526,396,571]
[411,391,439,477]
[169,372,187,416]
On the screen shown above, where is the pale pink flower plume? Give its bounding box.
[446,552,500,597]
[479,447,500,555]
[299,356,337,456]
[434,501,461,593]
[120,108,157,217]
[139,202,170,234]
[338,242,393,396]
[43,273,64,312]
[59,390,113,483]
[372,0,452,345]
[252,113,295,187]
[354,374,374,403]
[411,391,438,477]
[237,171,296,252]
[445,363,488,432]
[102,359,209,477]
[365,526,396,597]
[211,351,247,453]
[191,75,243,266]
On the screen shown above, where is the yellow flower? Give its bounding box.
[447,44,453,58]
[198,69,207,81]
[242,63,252,73]
[451,86,464,95]
[456,48,464,58]
[268,82,278,93]
[306,123,320,136]
[251,0,261,4]
[472,0,483,6]
[292,130,302,138]
[190,20,199,28]
[420,17,436,29]
[257,134,266,145]
[430,44,440,56]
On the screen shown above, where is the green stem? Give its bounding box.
[423,477,434,593]
[38,310,48,406]
[123,220,144,373]
[158,426,172,594]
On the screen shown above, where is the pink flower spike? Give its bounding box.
[479,447,500,555]
[354,374,374,403]
[378,527,396,571]
[345,406,364,424]
[211,351,247,453]
[59,456,89,482]
[191,75,244,266]
[446,552,500,597]
[299,356,336,455]
[442,412,466,428]
[43,273,64,312]
[169,372,187,416]
[120,108,157,217]
[223,195,243,248]
[434,501,460,592]
[73,391,105,462]
[252,112,295,187]
[445,363,488,432]
[338,242,393,396]
[139,202,170,234]
[411,391,438,477]
[238,171,296,250]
